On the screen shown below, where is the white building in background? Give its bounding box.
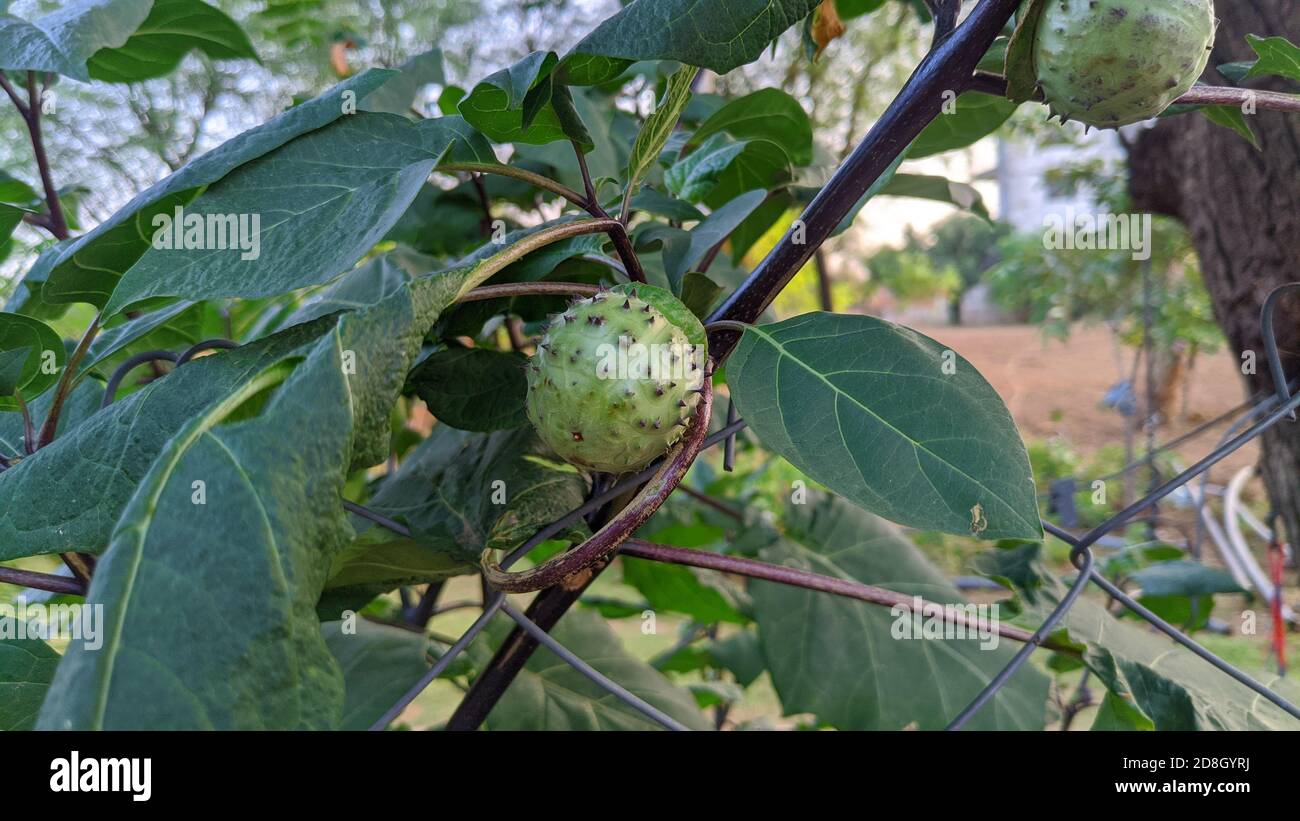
[868,125,1124,327]
[996,129,1125,233]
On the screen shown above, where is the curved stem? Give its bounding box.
[481,377,713,592]
[621,539,1075,654]
[456,282,602,304]
[453,219,623,302]
[438,162,586,208]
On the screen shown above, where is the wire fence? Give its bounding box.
[79,281,1298,732]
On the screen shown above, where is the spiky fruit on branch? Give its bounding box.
[1034,0,1217,129]
[526,284,707,474]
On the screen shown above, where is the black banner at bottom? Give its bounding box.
[6,730,1292,807]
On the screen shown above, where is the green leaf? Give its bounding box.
[1198,105,1260,150]
[663,133,748,202]
[563,0,823,85]
[1003,0,1048,104]
[86,0,259,83]
[655,189,766,292]
[1125,560,1244,597]
[627,65,699,192]
[690,88,813,166]
[407,346,528,432]
[39,70,396,309]
[0,345,31,396]
[621,554,749,624]
[485,608,711,730]
[980,544,1300,731]
[680,271,723,319]
[37,270,466,729]
[0,0,151,82]
[0,203,23,243]
[0,312,64,411]
[703,629,765,687]
[749,492,1049,730]
[1231,34,1300,84]
[0,636,59,731]
[100,112,442,316]
[0,371,102,454]
[726,313,1042,541]
[629,187,705,223]
[0,255,500,563]
[878,173,989,218]
[322,619,431,730]
[361,47,444,115]
[0,171,39,205]
[281,255,414,330]
[458,51,592,148]
[908,93,1018,159]
[328,424,586,595]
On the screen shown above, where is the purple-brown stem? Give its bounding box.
[621,539,1077,654]
[480,377,713,592]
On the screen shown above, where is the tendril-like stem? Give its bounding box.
[480,376,713,592]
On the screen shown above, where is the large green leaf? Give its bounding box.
[85,0,258,83]
[563,0,822,85]
[484,608,711,730]
[979,544,1300,731]
[727,313,1042,541]
[100,112,441,316]
[0,636,59,731]
[0,319,332,561]
[38,70,394,309]
[0,0,151,82]
[0,312,64,411]
[322,619,431,731]
[36,268,467,729]
[747,491,1048,730]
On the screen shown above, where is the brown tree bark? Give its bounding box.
[1128,0,1300,548]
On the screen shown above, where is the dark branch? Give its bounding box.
[705,0,1023,361]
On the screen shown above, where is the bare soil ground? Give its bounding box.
[918,322,1260,481]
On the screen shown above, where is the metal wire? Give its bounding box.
[100,350,179,408]
[1261,283,1298,419]
[499,600,689,731]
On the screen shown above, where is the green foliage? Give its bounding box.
[0,0,1289,733]
[727,313,1042,541]
[980,544,1300,731]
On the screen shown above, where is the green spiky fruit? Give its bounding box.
[526,284,707,474]
[1034,0,1216,129]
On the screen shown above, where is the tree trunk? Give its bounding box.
[1127,0,1300,548]
[948,292,963,326]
